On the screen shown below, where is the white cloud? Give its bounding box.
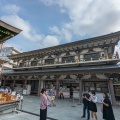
[1,15,44,41]
[42,35,60,48]
[1,4,61,51]
[50,26,61,35]
[0,4,61,51]
[41,0,120,38]
[2,4,21,14]
[50,26,72,42]
[1,14,60,50]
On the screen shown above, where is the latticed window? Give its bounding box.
[31,61,38,66]
[45,59,54,64]
[84,82,108,93]
[84,53,99,61]
[62,56,75,63]
[19,63,24,67]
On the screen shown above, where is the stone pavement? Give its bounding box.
[0,96,120,120]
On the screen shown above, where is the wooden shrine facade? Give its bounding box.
[8,31,120,68]
[2,31,120,105]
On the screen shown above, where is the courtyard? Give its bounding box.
[0,96,120,120]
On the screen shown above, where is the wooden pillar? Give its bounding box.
[17,61,19,67]
[77,53,80,61]
[56,79,59,99]
[23,80,27,88]
[41,58,43,65]
[3,80,6,87]
[38,79,41,96]
[104,47,108,59]
[13,79,16,88]
[57,55,60,64]
[109,78,116,106]
[26,61,29,67]
[79,79,82,103]
[41,80,43,89]
[24,80,27,86]
[28,61,31,67]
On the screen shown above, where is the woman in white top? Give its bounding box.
[85,92,97,120]
[89,91,98,120]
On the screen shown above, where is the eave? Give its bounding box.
[8,31,120,59]
[3,64,120,76]
[0,20,22,43]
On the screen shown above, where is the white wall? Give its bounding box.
[114,45,120,58]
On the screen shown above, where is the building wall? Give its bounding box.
[114,45,120,59]
[16,47,111,67]
[0,47,21,69]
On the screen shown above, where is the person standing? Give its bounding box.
[101,92,115,120]
[4,87,8,96]
[59,87,64,99]
[70,86,73,99]
[89,91,97,120]
[40,88,48,120]
[49,87,56,106]
[8,87,12,93]
[81,90,90,120]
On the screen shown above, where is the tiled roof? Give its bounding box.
[3,64,120,75]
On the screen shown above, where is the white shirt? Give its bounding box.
[91,95,97,103]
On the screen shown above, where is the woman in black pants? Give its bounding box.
[40,88,48,120]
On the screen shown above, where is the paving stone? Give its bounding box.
[0,96,119,120]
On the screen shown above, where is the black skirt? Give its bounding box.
[89,101,97,112]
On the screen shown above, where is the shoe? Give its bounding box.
[81,116,85,118]
[53,104,56,107]
[48,105,52,107]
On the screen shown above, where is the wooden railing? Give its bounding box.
[14,55,119,68]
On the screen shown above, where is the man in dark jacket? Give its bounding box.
[81,90,90,120]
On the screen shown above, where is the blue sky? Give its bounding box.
[0,0,120,52]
